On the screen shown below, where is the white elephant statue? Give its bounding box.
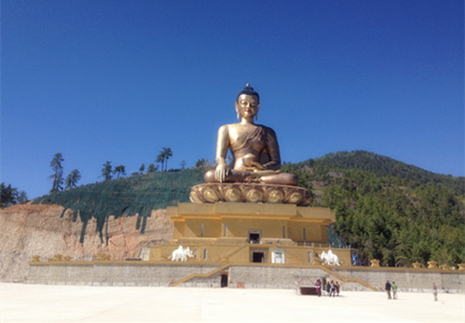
[320,249,341,266]
[169,246,194,262]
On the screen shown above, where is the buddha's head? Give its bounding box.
[235,83,260,120]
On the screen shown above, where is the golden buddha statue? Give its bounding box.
[204,84,298,186]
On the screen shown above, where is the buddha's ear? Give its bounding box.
[235,101,240,119]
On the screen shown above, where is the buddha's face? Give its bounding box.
[235,94,260,119]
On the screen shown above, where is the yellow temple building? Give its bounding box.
[149,202,352,266]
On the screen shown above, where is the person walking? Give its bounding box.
[326,281,331,296]
[432,283,438,301]
[335,281,340,296]
[385,280,392,300]
[330,280,336,297]
[315,279,322,297]
[392,282,398,299]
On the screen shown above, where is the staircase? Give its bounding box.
[170,263,231,287]
[318,266,378,291]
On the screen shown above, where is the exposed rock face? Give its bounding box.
[0,204,171,281]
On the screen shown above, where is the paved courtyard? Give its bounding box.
[1,283,464,322]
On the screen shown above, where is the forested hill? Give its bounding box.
[282,150,465,267]
[33,150,464,267]
[296,150,464,195]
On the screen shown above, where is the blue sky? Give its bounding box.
[1,0,464,199]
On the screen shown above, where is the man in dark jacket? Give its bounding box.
[385,280,392,299]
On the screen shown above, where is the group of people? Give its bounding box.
[315,279,340,297]
[386,280,439,301]
[314,279,439,300]
[384,280,398,300]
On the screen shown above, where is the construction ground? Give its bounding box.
[1,283,464,323]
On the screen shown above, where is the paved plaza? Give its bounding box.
[1,283,464,322]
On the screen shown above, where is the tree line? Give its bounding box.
[99,147,175,181]
[48,147,178,191]
[4,146,211,203]
[0,183,27,207]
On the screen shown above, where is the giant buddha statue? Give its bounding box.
[204,84,298,186]
[190,84,311,206]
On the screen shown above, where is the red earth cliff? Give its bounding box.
[0,203,172,281]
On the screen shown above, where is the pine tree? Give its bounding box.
[65,169,81,190]
[49,153,64,194]
[101,161,113,181]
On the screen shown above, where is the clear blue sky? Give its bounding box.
[1,0,464,200]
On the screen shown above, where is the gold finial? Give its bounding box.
[246,83,250,87]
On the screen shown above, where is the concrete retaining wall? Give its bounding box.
[27,262,465,293]
[333,267,465,293]
[27,262,219,287]
[227,265,325,289]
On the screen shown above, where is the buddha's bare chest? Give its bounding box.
[228,125,267,151]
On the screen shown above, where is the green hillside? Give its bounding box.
[33,169,205,243]
[34,151,465,266]
[283,151,465,266]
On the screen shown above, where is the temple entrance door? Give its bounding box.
[252,251,265,263]
[221,273,228,287]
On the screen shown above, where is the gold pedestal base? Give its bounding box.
[190,183,311,206]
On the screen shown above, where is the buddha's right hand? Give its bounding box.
[247,161,266,170]
[215,164,227,183]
